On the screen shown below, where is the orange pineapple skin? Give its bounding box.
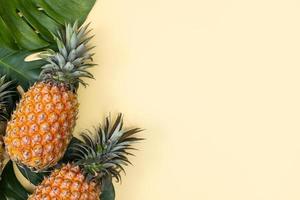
[4,82,78,170]
[28,164,100,200]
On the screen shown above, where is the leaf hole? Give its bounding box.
[37,7,44,11]
[15,9,40,34]
[35,6,58,25]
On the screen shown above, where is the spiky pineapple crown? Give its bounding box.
[69,114,143,182]
[0,75,14,177]
[40,21,95,92]
[0,76,15,123]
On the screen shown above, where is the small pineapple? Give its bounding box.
[28,114,142,200]
[0,76,15,178]
[4,22,95,171]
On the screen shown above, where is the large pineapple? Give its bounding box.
[4,22,95,171]
[0,76,15,178]
[28,114,142,200]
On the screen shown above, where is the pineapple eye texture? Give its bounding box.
[4,82,78,170]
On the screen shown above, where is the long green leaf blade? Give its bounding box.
[100,176,116,200]
[0,48,44,90]
[0,161,29,200]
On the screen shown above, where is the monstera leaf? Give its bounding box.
[0,0,96,89]
[0,0,96,50]
[0,161,29,200]
[0,48,45,90]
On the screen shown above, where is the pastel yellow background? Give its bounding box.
[77,0,300,199]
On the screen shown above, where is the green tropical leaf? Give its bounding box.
[0,161,29,200]
[100,175,116,200]
[17,164,49,186]
[0,0,96,89]
[0,0,96,50]
[0,48,45,90]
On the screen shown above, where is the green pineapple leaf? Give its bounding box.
[0,192,5,200]
[100,175,116,200]
[61,137,85,163]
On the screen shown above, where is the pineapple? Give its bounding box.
[4,22,95,171]
[28,114,142,200]
[0,76,15,178]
